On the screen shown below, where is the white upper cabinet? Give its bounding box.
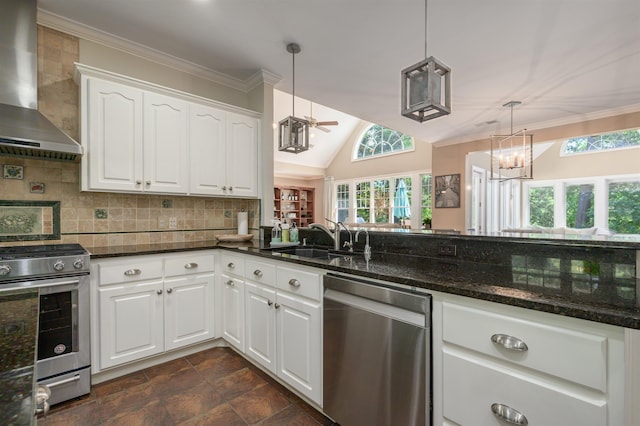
[84,78,143,192]
[143,92,189,194]
[76,64,261,197]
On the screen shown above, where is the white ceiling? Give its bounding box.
[39,0,640,168]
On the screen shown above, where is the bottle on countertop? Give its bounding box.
[290,221,299,243]
[281,220,290,243]
[271,220,281,243]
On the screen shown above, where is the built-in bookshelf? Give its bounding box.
[273,186,315,227]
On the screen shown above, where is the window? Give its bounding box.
[421,174,432,227]
[336,184,349,222]
[563,129,640,155]
[565,184,594,228]
[528,186,554,227]
[354,124,414,160]
[608,181,640,234]
[335,172,430,228]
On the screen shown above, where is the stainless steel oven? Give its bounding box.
[0,244,91,407]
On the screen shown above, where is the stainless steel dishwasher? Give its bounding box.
[323,273,431,426]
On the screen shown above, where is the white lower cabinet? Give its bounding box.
[242,256,323,406]
[92,252,216,371]
[221,275,245,351]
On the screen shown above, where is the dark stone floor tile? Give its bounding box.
[149,365,205,398]
[228,383,290,424]
[178,402,246,426]
[212,367,266,400]
[189,349,249,383]
[37,400,102,426]
[98,381,157,415]
[93,371,148,398]
[103,399,174,426]
[144,357,192,379]
[185,347,230,368]
[258,404,321,426]
[163,381,225,423]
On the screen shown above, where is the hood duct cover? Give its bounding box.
[0,0,82,162]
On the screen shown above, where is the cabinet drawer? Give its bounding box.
[220,252,245,277]
[98,259,163,285]
[443,351,606,426]
[165,253,215,277]
[276,266,321,301]
[245,258,276,286]
[442,302,607,391]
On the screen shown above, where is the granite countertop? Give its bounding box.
[87,240,640,329]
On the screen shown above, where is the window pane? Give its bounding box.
[564,129,640,154]
[565,184,594,228]
[608,181,640,234]
[355,181,371,222]
[373,179,390,223]
[421,174,432,228]
[393,177,412,224]
[336,183,350,222]
[529,186,554,227]
[355,124,414,159]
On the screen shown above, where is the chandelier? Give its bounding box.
[278,43,310,154]
[490,101,534,181]
[401,0,451,122]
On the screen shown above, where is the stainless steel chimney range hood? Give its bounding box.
[0,0,82,162]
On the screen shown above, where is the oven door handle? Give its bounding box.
[43,373,81,388]
[4,279,82,291]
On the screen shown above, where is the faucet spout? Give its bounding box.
[309,222,337,249]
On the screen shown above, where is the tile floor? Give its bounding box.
[38,347,335,425]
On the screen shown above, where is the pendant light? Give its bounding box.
[401,0,451,122]
[278,43,310,154]
[490,101,534,181]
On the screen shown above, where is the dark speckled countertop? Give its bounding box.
[87,236,640,329]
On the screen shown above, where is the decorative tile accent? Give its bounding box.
[95,209,108,219]
[30,182,45,193]
[162,199,173,208]
[224,210,232,218]
[3,165,24,180]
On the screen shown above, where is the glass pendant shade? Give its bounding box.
[278,115,309,153]
[401,56,451,122]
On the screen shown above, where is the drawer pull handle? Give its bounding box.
[124,269,142,276]
[156,289,163,295]
[274,303,280,309]
[288,278,301,287]
[227,262,235,269]
[226,280,235,286]
[167,288,173,294]
[184,263,198,269]
[491,403,528,425]
[268,300,273,306]
[254,269,263,278]
[491,334,528,352]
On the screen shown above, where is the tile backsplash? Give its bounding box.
[0,26,260,248]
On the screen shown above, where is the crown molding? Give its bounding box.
[37,8,281,93]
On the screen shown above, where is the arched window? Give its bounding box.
[353,124,414,160]
[562,129,640,155]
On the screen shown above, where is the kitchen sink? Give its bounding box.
[269,246,349,260]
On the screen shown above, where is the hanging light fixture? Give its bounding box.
[490,101,534,181]
[401,0,451,122]
[278,43,310,154]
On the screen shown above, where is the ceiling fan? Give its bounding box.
[305,102,339,133]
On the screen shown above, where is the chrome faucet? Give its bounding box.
[309,220,353,252]
[355,229,372,262]
[309,222,338,250]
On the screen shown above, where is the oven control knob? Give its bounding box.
[53,260,65,271]
[0,264,11,276]
[73,258,85,269]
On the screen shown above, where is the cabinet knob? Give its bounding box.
[136,179,142,185]
[274,303,280,309]
[226,280,235,286]
[184,262,198,269]
[227,262,235,269]
[156,289,163,295]
[228,186,233,191]
[267,300,273,306]
[253,269,263,278]
[491,334,528,352]
[222,186,227,191]
[167,288,173,294]
[145,180,151,186]
[288,278,301,287]
[491,403,528,425]
[124,269,142,276]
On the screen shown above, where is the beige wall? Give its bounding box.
[79,40,251,109]
[0,27,261,248]
[325,122,432,180]
[433,111,640,231]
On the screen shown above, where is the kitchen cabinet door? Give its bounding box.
[164,273,215,351]
[189,104,227,196]
[98,280,164,369]
[221,275,245,352]
[276,291,322,405]
[84,78,143,192]
[226,112,259,198]
[143,92,189,193]
[245,281,277,374]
